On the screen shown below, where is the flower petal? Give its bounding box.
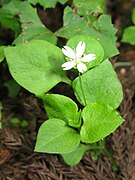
[61,61,76,70]
[76,41,86,58]
[81,54,96,62]
[77,63,87,73]
[62,46,76,59]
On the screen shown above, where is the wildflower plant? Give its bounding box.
[4,34,123,165]
[0,0,124,166]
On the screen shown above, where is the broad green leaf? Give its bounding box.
[28,0,68,9]
[122,26,135,45]
[0,0,57,44]
[91,15,119,59]
[61,143,90,166]
[0,46,5,62]
[132,8,135,24]
[66,35,104,69]
[42,94,78,123]
[0,103,3,128]
[0,3,21,36]
[4,79,21,98]
[35,119,80,153]
[4,40,70,96]
[56,7,118,59]
[73,0,105,16]
[14,27,57,45]
[72,60,123,109]
[56,7,89,39]
[80,102,124,143]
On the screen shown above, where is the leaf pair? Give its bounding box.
[36,93,123,148]
[4,34,104,96]
[35,93,123,165]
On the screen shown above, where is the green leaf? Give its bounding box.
[80,102,124,143]
[61,143,90,166]
[122,26,135,45]
[0,46,5,62]
[0,0,57,44]
[20,120,29,128]
[122,8,135,45]
[73,0,105,16]
[90,15,119,59]
[66,35,104,69]
[10,118,20,125]
[132,8,135,24]
[35,119,80,153]
[56,7,118,59]
[28,0,68,9]
[0,103,3,129]
[0,3,21,36]
[72,60,123,109]
[42,94,78,123]
[4,40,70,96]
[56,7,89,39]
[14,27,57,45]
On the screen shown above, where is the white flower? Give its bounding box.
[61,41,96,73]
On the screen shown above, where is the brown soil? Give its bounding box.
[1,1,135,179]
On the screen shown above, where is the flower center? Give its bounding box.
[75,58,82,64]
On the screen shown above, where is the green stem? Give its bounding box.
[114,62,133,68]
[79,72,87,106]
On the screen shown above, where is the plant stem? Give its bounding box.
[79,72,87,106]
[114,62,133,68]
